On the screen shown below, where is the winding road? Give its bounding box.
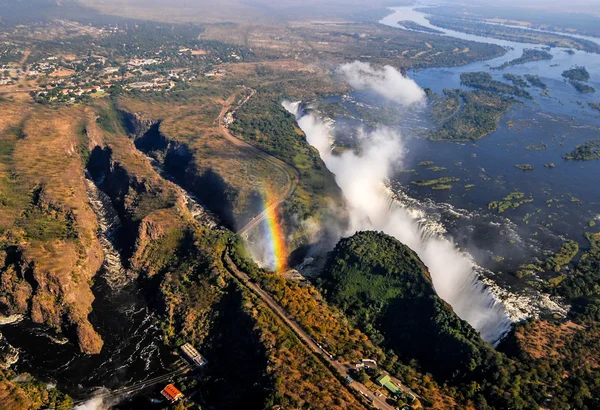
[216,88,300,236]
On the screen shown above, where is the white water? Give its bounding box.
[85,174,129,289]
[284,101,513,344]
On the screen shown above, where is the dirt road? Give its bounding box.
[223,251,396,410]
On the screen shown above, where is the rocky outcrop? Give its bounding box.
[0,334,19,369]
[0,191,104,355]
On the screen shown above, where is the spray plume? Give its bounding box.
[283,63,511,343]
[338,61,426,105]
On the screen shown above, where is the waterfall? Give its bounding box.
[284,101,513,345]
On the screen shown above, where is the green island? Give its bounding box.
[525,142,548,151]
[564,139,600,160]
[460,71,532,99]
[488,191,534,213]
[428,89,462,124]
[429,89,515,141]
[589,102,600,112]
[515,163,534,170]
[503,73,529,88]
[398,20,444,34]
[524,74,548,89]
[492,48,553,70]
[562,66,591,82]
[428,166,447,172]
[412,176,460,187]
[569,80,596,94]
[418,160,434,166]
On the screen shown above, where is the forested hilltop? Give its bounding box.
[321,231,600,410]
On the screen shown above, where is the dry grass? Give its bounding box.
[118,87,290,217]
[515,320,584,360]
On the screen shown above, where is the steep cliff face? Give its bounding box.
[120,109,241,229]
[0,106,105,355]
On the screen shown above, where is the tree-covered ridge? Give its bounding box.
[321,231,490,381]
[320,231,600,409]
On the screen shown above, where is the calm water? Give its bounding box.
[319,5,600,274]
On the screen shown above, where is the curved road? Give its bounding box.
[216,88,300,236]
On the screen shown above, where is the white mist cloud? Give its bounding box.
[283,100,511,344]
[338,61,426,106]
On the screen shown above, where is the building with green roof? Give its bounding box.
[375,374,400,395]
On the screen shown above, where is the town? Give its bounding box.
[0,21,241,104]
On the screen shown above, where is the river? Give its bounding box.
[303,4,599,330]
[368,5,600,273]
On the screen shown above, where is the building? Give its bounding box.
[180,343,208,368]
[375,374,400,395]
[161,384,183,403]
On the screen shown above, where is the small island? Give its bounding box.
[524,74,547,89]
[492,48,553,70]
[428,89,514,141]
[570,80,596,94]
[515,164,535,170]
[488,191,534,213]
[398,20,444,34]
[562,66,591,82]
[564,139,600,160]
[461,71,532,99]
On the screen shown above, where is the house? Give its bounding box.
[161,384,183,403]
[375,374,400,395]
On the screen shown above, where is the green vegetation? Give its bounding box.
[428,89,461,125]
[562,66,591,82]
[569,80,596,94]
[320,231,492,383]
[525,142,547,151]
[493,49,553,70]
[430,89,514,141]
[412,176,460,187]
[515,263,543,279]
[524,74,547,89]
[502,73,529,88]
[488,191,533,213]
[398,20,444,34]
[564,139,600,160]
[417,160,434,166]
[428,166,446,172]
[589,102,600,112]
[461,71,532,99]
[515,163,534,170]
[545,240,579,272]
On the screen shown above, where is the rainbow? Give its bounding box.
[261,188,288,273]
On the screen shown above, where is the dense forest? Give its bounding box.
[320,231,600,409]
